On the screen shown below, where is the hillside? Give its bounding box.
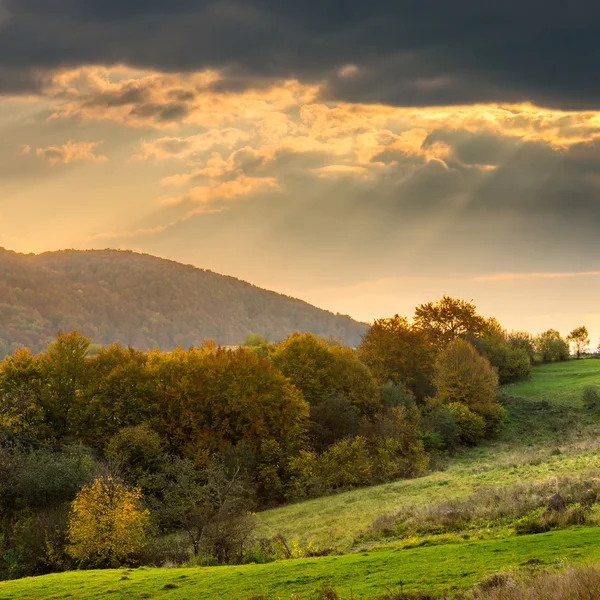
[0,248,367,356]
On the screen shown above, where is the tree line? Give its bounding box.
[0,296,580,578]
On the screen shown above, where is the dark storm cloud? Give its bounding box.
[2,0,600,108]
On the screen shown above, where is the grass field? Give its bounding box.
[2,527,600,599]
[504,359,600,405]
[3,360,600,599]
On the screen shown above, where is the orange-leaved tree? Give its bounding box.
[434,338,502,434]
[67,476,150,567]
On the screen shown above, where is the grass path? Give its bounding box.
[3,528,600,599]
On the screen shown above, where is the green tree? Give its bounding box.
[0,348,44,438]
[38,332,90,441]
[75,344,156,448]
[508,331,536,364]
[567,326,590,359]
[241,333,276,358]
[535,330,570,363]
[148,456,255,561]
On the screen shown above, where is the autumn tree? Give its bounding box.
[274,333,380,416]
[151,347,309,465]
[434,338,501,430]
[0,348,44,438]
[67,476,150,567]
[567,326,590,359]
[358,315,435,399]
[414,296,487,348]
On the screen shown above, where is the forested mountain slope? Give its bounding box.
[0,248,366,355]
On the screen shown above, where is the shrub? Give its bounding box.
[446,404,486,445]
[582,386,600,412]
[422,403,459,452]
[317,437,373,489]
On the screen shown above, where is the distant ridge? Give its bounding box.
[0,248,367,356]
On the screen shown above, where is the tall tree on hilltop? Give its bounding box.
[414,296,487,348]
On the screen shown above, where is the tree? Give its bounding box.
[274,333,380,416]
[151,347,309,466]
[148,456,255,561]
[241,333,276,359]
[414,296,487,348]
[358,316,435,399]
[567,326,590,359]
[309,392,359,451]
[67,476,150,567]
[475,337,531,384]
[434,339,499,422]
[38,332,91,441]
[0,348,44,438]
[75,344,156,448]
[535,330,570,363]
[508,331,536,364]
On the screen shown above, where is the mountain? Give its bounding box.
[0,248,367,356]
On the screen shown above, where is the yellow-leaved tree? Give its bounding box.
[67,476,150,567]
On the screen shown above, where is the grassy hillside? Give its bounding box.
[258,359,600,548]
[0,248,366,356]
[3,360,600,599]
[2,528,600,599]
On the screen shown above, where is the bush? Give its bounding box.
[317,436,373,489]
[105,425,163,485]
[582,386,600,412]
[445,404,486,445]
[422,403,459,452]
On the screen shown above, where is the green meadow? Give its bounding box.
[2,528,600,599]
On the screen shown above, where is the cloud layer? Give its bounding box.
[2,1,600,109]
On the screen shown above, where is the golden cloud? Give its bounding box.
[29,141,108,166]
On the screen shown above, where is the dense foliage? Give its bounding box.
[0,293,577,580]
[0,248,366,357]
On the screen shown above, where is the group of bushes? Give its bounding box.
[0,296,573,577]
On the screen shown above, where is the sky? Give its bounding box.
[2,0,600,345]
